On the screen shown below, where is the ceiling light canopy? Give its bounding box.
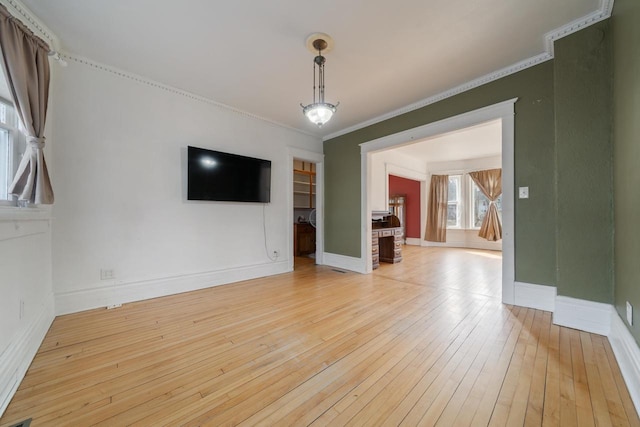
[300,34,338,127]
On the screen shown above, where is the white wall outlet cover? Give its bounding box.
[627,301,633,325]
[518,187,529,199]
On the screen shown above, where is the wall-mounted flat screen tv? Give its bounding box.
[187,146,271,203]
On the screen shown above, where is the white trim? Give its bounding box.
[0,294,55,417]
[323,1,613,141]
[514,282,556,312]
[288,148,325,270]
[405,238,421,246]
[422,239,502,252]
[386,163,427,182]
[609,309,640,415]
[0,0,60,48]
[322,252,366,274]
[360,99,516,303]
[553,296,612,336]
[54,261,290,315]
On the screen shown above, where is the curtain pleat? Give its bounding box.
[425,174,448,242]
[0,4,54,204]
[469,168,502,241]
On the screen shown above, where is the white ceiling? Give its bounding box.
[19,0,603,138]
[392,119,502,163]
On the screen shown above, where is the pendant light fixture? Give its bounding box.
[301,33,339,127]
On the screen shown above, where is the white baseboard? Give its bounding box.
[322,252,366,274]
[609,309,640,415]
[55,261,290,315]
[422,240,502,251]
[553,296,612,336]
[405,238,422,246]
[0,295,55,417]
[514,282,556,312]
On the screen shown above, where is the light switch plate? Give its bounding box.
[519,187,529,199]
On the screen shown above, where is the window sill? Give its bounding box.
[0,204,51,221]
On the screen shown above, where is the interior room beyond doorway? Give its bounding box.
[369,118,504,296]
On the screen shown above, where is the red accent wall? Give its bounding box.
[389,175,421,239]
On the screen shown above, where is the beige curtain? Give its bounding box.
[425,174,448,242]
[0,4,53,204]
[469,168,502,241]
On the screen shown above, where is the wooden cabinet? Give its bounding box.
[294,160,315,209]
[294,223,316,256]
[371,227,403,269]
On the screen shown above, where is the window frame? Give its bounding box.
[0,97,26,207]
[469,176,503,230]
[446,174,463,229]
[439,170,503,231]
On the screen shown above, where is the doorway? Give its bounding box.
[360,99,516,304]
[287,147,324,271]
[293,158,317,268]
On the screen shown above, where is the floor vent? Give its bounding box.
[331,269,347,274]
[9,419,32,427]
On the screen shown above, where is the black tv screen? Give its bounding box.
[187,146,271,203]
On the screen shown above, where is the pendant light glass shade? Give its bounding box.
[302,103,336,126]
[301,36,338,127]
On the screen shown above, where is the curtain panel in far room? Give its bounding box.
[425,174,448,242]
[469,168,502,241]
[0,4,54,204]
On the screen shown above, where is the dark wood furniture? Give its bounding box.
[294,223,316,256]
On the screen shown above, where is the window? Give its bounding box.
[0,98,26,203]
[447,175,461,228]
[441,172,503,230]
[470,178,502,229]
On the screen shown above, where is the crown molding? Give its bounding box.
[60,52,318,139]
[324,0,615,142]
[0,0,59,49]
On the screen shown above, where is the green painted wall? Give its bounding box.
[554,22,614,303]
[612,0,640,344]
[324,20,620,298]
[325,62,558,286]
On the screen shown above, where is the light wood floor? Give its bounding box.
[1,246,638,426]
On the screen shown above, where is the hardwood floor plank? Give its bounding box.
[542,323,561,426]
[1,246,637,427]
[600,336,640,427]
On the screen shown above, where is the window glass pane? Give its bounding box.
[447,175,461,227]
[447,203,458,226]
[0,128,8,200]
[472,182,502,228]
[448,177,457,202]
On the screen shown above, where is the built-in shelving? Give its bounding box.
[293,160,316,209]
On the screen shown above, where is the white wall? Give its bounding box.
[0,209,54,415]
[50,58,322,314]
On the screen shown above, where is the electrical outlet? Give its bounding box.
[273,250,279,258]
[100,269,115,280]
[627,301,633,326]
